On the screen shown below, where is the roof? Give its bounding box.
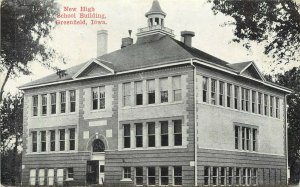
[19,35,292,93]
[145,0,166,17]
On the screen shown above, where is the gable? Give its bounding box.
[241,64,264,81]
[77,62,112,78]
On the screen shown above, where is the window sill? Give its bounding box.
[122,101,184,109]
[65,178,74,181]
[120,146,187,151]
[90,109,107,113]
[31,113,78,118]
[26,150,78,155]
[120,179,132,182]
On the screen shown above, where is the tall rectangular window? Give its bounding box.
[69,128,75,151]
[160,167,169,185]
[92,87,105,109]
[235,126,240,149]
[56,169,64,185]
[135,123,143,147]
[212,167,218,186]
[59,129,65,151]
[245,89,250,111]
[160,121,168,146]
[253,129,257,151]
[247,168,252,185]
[38,169,45,185]
[173,76,182,101]
[237,126,258,152]
[70,90,76,112]
[242,127,245,150]
[47,169,54,186]
[241,88,245,110]
[123,124,131,148]
[252,168,258,185]
[211,79,216,105]
[92,87,98,110]
[50,93,56,114]
[42,94,47,115]
[135,167,143,185]
[32,95,38,116]
[41,131,46,152]
[148,122,155,147]
[234,86,239,109]
[242,88,249,111]
[32,131,37,152]
[227,83,232,107]
[173,166,182,185]
[123,83,131,106]
[67,168,74,180]
[270,96,274,117]
[60,91,66,113]
[246,128,250,150]
[242,168,247,185]
[50,130,55,151]
[264,94,268,115]
[99,86,105,109]
[135,81,143,105]
[202,77,208,103]
[258,92,262,114]
[123,167,131,179]
[173,120,182,146]
[160,78,168,103]
[147,167,156,185]
[236,168,241,185]
[276,97,279,118]
[252,91,256,113]
[228,167,233,186]
[204,166,210,186]
[147,80,155,104]
[220,167,226,186]
[29,169,36,185]
[219,81,224,106]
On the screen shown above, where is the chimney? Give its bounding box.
[181,31,195,47]
[97,30,108,57]
[121,30,133,48]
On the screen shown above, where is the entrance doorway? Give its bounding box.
[86,139,105,185]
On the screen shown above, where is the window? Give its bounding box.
[219,81,224,106]
[32,95,38,116]
[252,168,258,185]
[160,167,169,185]
[41,131,46,152]
[47,169,54,186]
[59,129,65,151]
[242,168,247,185]
[51,93,56,114]
[235,126,240,149]
[135,167,143,185]
[160,121,168,146]
[258,92,262,114]
[123,167,131,179]
[123,83,131,106]
[234,86,239,109]
[202,77,208,103]
[38,169,45,185]
[92,86,105,110]
[235,125,258,152]
[160,78,168,103]
[270,96,274,117]
[241,127,251,151]
[70,90,76,112]
[252,91,256,113]
[247,168,252,185]
[211,79,216,105]
[173,76,182,101]
[227,83,232,107]
[245,89,250,111]
[252,129,257,151]
[173,120,182,146]
[173,166,182,185]
[69,128,75,151]
[147,167,156,185]
[60,91,66,113]
[123,124,131,148]
[264,94,268,115]
[50,130,55,151]
[29,169,36,185]
[135,123,143,147]
[42,94,47,115]
[241,88,249,111]
[92,139,105,152]
[56,168,64,185]
[276,97,279,118]
[204,166,210,186]
[228,167,233,186]
[135,81,143,105]
[32,131,37,152]
[147,80,155,104]
[67,168,74,180]
[236,168,241,185]
[148,122,155,147]
[220,167,226,186]
[212,167,218,185]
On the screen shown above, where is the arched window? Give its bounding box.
[92,139,105,152]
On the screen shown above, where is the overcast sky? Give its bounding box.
[5,0,299,93]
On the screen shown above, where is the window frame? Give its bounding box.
[135,81,143,106]
[270,96,274,117]
[66,168,74,180]
[234,86,239,109]
[211,79,216,105]
[202,77,208,103]
[69,128,75,151]
[123,83,131,107]
[264,94,268,116]
[60,91,66,113]
[69,90,76,112]
[160,78,168,103]
[29,169,36,185]
[123,167,131,179]
[275,97,280,118]
[258,92,262,114]
[160,121,169,147]
[32,95,38,116]
[123,124,131,148]
[173,120,182,146]
[38,168,45,186]
[135,167,143,186]
[227,83,232,107]
[173,166,182,186]
[220,167,226,186]
[50,93,56,114]
[32,131,37,152]
[147,122,156,147]
[204,166,210,186]
[147,80,156,104]
[252,90,256,113]
[147,167,156,186]
[59,129,65,151]
[135,123,143,148]
[172,76,182,102]
[50,130,55,152]
[40,131,46,152]
[212,167,218,186]
[219,81,224,106]
[41,94,47,115]
[160,166,169,186]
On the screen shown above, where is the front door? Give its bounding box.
[87,161,99,184]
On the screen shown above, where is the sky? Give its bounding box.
[4,0,300,93]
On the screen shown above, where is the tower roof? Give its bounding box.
[145,0,166,17]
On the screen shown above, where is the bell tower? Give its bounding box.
[137,0,174,38]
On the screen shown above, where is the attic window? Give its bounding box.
[155,18,159,25]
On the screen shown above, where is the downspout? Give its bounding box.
[285,94,290,184]
[190,58,197,186]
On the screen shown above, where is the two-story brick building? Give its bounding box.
[20,0,291,186]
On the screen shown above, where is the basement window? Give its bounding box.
[173,166,182,185]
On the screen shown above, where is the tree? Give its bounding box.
[0,0,61,102]
[209,0,300,66]
[0,93,23,185]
